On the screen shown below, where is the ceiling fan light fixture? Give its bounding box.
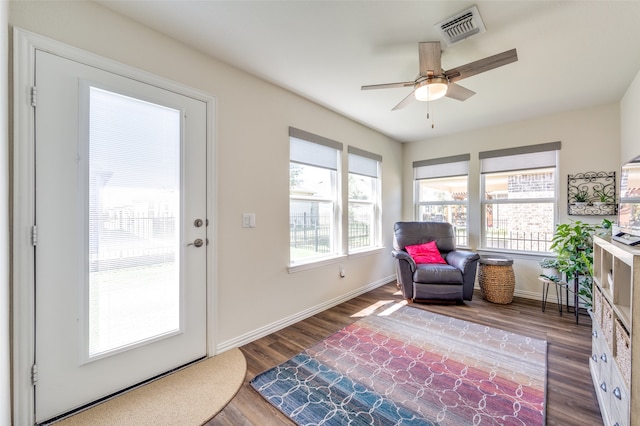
[414,78,448,101]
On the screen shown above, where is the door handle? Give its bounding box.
[187,238,204,248]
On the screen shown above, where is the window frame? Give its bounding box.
[289,127,343,267]
[479,142,561,254]
[347,146,382,253]
[413,154,470,247]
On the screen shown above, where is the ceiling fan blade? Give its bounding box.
[445,83,476,101]
[445,48,518,83]
[418,41,442,77]
[361,81,415,90]
[391,91,416,111]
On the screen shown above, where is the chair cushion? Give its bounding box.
[413,263,463,284]
[413,283,464,300]
[405,241,447,264]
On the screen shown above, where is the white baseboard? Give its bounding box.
[475,285,576,307]
[216,275,396,353]
[514,288,544,301]
[219,279,577,353]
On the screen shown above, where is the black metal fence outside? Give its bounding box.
[485,217,554,251]
[90,215,177,269]
[349,221,370,249]
[485,229,553,252]
[454,227,468,247]
[290,213,371,253]
[99,214,176,240]
[290,212,331,253]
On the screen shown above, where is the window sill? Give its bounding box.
[288,248,387,273]
[288,254,347,274]
[348,247,386,259]
[477,248,553,261]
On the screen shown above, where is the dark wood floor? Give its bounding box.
[207,281,603,426]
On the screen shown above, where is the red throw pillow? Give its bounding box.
[405,241,447,264]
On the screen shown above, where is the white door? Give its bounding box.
[34,50,208,422]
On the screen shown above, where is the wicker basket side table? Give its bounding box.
[478,256,515,304]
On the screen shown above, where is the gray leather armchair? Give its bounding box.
[392,221,480,303]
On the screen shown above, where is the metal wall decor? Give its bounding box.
[567,171,617,216]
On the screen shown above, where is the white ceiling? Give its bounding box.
[98,1,640,143]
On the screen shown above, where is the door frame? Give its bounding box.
[12,27,217,425]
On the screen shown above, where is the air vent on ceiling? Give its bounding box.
[435,5,486,46]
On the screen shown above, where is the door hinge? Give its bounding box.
[31,225,37,246]
[30,86,37,107]
[31,364,38,386]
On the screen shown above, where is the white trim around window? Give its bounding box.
[413,154,470,247]
[289,127,343,266]
[348,146,382,253]
[479,142,561,253]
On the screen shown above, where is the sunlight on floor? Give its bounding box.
[378,300,408,316]
[351,300,394,317]
[350,296,408,318]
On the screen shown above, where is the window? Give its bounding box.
[414,155,469,246]
[289,127,342,264]
[348,147,382,252]
[480,142,560,252]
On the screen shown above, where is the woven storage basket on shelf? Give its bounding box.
[478,261,515,304]
[602,297,614,351]
[615,319,631,388]
[594,286,603,327]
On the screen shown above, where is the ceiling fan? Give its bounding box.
[361,41,518,110]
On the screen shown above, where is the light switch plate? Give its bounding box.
[242,213,256,228]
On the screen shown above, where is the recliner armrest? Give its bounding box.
[392,249,416,272]
[446,250,480,272]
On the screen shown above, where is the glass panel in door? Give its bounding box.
[88,87,181,359]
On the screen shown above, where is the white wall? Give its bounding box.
[1,1,11,424]
[403,103,621,299]
[621,69,640,164]
[8,1,402,352]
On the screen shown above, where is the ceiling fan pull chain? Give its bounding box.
[427,100,435,129]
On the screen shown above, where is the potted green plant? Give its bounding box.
[539,258,561,281]
[600,218,613,235]
[592,187,612,206]
[572,187,590,205]
[549,219,610,308]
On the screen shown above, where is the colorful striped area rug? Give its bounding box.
[251,304,547,425]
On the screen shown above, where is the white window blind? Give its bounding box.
[290,127,342,170]
[348,146,381,178]
[290,137,339,170]
[413,154,470,179]
[88,86,181,357]
[480,142,560,173]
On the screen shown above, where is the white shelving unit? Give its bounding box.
[591,235,640,426]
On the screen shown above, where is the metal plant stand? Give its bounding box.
[538,276,567,315]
